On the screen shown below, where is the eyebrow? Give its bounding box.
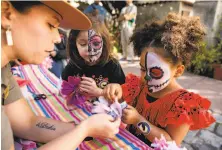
[77,39,87,42]
[52,16,61,24]
[140,63,146,69]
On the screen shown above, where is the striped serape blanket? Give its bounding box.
[12,64,152,150]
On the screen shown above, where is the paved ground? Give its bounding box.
[120,60,222,150]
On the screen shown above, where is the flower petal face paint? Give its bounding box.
[88,29,103,63]
[144,52,171,93]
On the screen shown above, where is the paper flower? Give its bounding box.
[41,57,53,69]
[151,135,187,150]
[14,76,31,87]
[14,139,36,150]
[92,96,127,119]
[60,76,86,109]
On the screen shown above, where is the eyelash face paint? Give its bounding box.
[144,52,171,93]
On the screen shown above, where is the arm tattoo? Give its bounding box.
[36,122,56,131]
[137,122,151,134]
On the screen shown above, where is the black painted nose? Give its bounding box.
[144,73,152,81]
[88,46,92,52]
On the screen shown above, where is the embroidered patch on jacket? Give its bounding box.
[3,85,10,101]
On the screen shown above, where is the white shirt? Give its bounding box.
[120,3,137,29]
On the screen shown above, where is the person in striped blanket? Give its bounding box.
[1,1,120,150]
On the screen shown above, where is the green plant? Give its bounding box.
[189,16,222,76]
[189,42,221,74]
[110,24,122,53]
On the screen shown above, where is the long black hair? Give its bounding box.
[10,1,42,13]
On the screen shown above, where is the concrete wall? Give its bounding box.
[179,2,193,16]
[213,0,222,36]
[193,1,219,46]
[135,2,180,28]
[135,1,222,46]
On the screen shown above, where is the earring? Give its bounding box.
[6,26,13,46]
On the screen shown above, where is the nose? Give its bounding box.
[144,73,152,81]
[88,45,92,52]
[52,29,61,44]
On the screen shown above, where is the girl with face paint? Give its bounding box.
[77,29,103,65]
[62,14,125,99]
[104,13,215,146]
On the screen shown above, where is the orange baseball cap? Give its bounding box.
[41,1,91,30]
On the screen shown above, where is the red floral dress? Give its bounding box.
[122,74,215,145]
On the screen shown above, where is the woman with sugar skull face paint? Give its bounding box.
[105,13,215,146]
[62,14,125,100]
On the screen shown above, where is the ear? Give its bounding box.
[174,64,185,78]
[1,1,16,30]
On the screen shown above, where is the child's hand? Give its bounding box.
[79,77,103,97]
[122,105,141,125]
[103,83,122,103]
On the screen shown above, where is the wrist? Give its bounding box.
[78,120,91,137]
[96,88,103,97]
[134,116,151,135]
[76,120,94,141]
[133,115,143,126]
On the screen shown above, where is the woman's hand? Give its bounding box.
[83,114,121,139]
[79,77,103,97]
[122,105,141,125]
[103,83,122,103]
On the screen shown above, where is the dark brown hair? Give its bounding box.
[131,12,206,66]
[67,13,112,68]
[10,1,42,13]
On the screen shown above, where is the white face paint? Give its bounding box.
[88,29,103,63]
[145,52,171,93]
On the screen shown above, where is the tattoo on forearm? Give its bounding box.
[137,122,151,134]
[36,122,56,131]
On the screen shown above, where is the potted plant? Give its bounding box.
[212,17,222,80]
[188,17,222,80]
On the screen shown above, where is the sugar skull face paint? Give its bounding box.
[76,30,103,65]
[88,29,103,63]
[144,52,171,93]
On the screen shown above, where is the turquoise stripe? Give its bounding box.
[18,66,51,118]
[76,105,92,116]
[38,66,57,87]
[26,85,51,118]
[116,134,139,150]
[35,99,51,118]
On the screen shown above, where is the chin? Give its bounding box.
[18,54,44,65]
[85,59,99,66]
[28,58,44,65]
[86,61,97,66]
